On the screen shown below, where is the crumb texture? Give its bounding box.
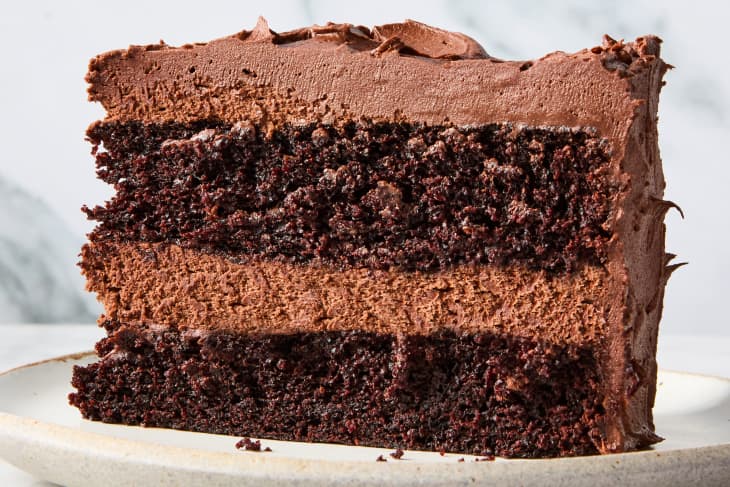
[70,322,610,458]
[86,120,614,271]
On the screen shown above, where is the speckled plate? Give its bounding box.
[0,353,728,487]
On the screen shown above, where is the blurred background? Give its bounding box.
[0,0,727,336]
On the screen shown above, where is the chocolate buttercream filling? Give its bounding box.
[82,241,611,342]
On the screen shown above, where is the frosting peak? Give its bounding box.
[371,20,488,60]
[239,17,488,60]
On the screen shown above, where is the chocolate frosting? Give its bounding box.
[83,20,673,455]
[370,20,488,59]
[87,20,663,138]
[239,17,488,60]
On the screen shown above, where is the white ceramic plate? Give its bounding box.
[0,353,728,487]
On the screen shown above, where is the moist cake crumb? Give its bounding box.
[86,120,614,272]
[389,448,405,460]
[70,323,606,457]
[235,437,266,452]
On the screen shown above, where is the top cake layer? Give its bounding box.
[87,18,662,139]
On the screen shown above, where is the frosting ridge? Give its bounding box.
[237,17,488,60]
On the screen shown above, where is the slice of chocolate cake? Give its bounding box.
[69,19,677,458]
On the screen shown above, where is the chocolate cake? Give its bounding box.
[69,19,678,458]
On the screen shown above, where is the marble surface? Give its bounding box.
[0,325,728,486]
[0,178,98,323]
[0,0,728,334]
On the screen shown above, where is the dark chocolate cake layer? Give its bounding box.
[70,321,605,458]
[86,120,613,271]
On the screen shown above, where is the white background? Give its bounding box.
[0,0,728,336]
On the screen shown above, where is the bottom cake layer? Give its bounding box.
[70,321,607,458]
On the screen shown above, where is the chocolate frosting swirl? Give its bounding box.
[240,17,488,60]
[371,20,488,59]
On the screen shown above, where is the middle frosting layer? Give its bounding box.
[87,119,614,271]
[82,241,610,345]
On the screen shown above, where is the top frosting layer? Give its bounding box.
[86,19,664,140]
[255,18,489,59]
